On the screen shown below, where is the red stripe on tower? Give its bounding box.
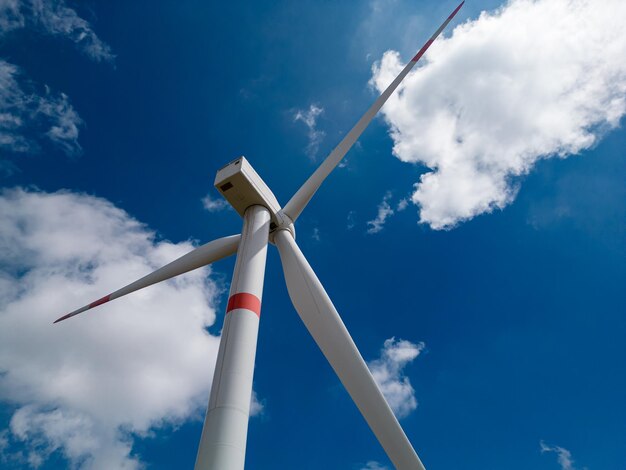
[226,293,261,317]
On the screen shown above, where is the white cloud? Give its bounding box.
[371,0,626,230]
[0,188,233,469]
[0,60,83,162]
[366,191,394,234]
[368,337,424,419]
[540,441,578,470]
[358,337,422,470]
[0,0,113,63]
[201,193,229,212]
[0,0,25,33]
[359,461,390,470]
[347,210,356,230]
[249,391,264,417]
[40,91,82,155]
[396,198,409,212]
[0,1,113,170]
[294,104,325,159]
[31,0,114,63]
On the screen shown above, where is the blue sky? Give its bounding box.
[0,0,624,469]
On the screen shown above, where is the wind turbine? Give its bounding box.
[54,2,464,469]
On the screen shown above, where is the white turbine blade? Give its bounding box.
[274,230,426,470]
[54,234,241,323]
[282,1,464,223]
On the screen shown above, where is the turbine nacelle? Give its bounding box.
[214,156,295,240]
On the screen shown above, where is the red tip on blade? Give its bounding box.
[89,295,111,309]
[53,294,111,324]
[53,312,74,324]
[446,1,465,24]
[411,0,464,62]
[450,1,465,20]
[411,39,434,62]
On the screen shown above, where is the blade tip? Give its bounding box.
[53,313,71,324]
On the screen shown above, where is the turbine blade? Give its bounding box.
[274,229,426,470]
[282,1,464,223]
[54,234,241,324]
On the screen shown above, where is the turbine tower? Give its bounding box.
[54,3,464,469]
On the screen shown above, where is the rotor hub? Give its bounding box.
[269,210,295,244]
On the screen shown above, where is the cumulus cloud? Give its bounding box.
[540,441,579,470]
[0,188,235,469]
[368,338,425,418]
[371,0,626,229]
[0,60,83,164]
[366,191,395,234]
[201,193,229,212]
[0,0,114,63]
[294,104,325,159]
